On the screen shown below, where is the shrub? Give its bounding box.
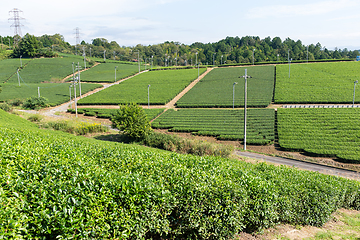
[0,103,12,112]
[27,114,43,122]
[23,96,48,109]
[143,132,234,158]
[111,103,152,140]
[74,122,108,135]
[8,98,23,106]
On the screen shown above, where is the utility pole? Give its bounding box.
[17,68,20,86]
[115,66,117,82]
[233,82,238,109]
[38,87,40,98]
[353,81,358,107]
[113,50,116,60]
[307,45,309,63]
[82,46,86,69]
[240,69,252,150]
[135,51,140,73]
[148,85,151,109]
[8,8,24,45]
[69,85,72,104]
[252,49,255,65]
[104,50,106,62]
[77,62,82,98]
[72,62,78,117]
[151,55,153,70]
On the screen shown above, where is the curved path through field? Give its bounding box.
[236,151,360,180]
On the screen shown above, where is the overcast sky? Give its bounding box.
[1,0,360,50]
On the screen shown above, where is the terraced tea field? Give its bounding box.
[275,61,360,103]
[6,56,91,84]
[176,65,274,108]
[0,82,102,106]
[79,62,142,82]
[278,108,360,161]
[152,108,275,144]
[77,68,206,105]
[0,58,32,83]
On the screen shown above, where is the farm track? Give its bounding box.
[235,151,360,180]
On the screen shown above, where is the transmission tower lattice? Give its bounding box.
[8,8,25,43]
[74,27,80,55]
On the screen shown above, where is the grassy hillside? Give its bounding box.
[0,109,359,239]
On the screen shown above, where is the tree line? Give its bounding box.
[1,34,359,65]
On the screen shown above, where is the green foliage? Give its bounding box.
[0,102,12,112]
[275,62,360,103]
[23,96,48,109]
[43,120,108,135]
[0,83,102,107]
[0,108,359,238]
[177,65,274,108]
[78,68,206,105]
[277,108,360,162]
[27,114,43,122]
[68,107,164,120]
[12,34,41,58]
[111,103,152,140]
[152,108,275,144]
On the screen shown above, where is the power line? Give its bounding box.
[8,8,25,44]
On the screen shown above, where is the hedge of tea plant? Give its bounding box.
[0,109,359,239]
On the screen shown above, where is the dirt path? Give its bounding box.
[164,67,213,108]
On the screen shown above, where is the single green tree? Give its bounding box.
[111,103,152,140]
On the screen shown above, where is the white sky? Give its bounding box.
[1,0,360,50]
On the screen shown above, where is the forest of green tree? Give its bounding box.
[1,34,359,66]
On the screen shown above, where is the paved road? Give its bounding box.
[235,151,360,180]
